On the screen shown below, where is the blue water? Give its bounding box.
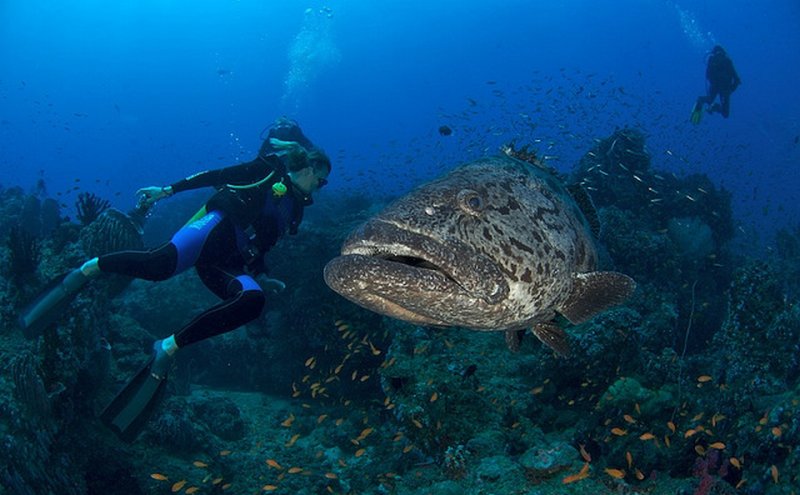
[1,0,799,244]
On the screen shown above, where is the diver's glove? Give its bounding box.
[136,186,173,208]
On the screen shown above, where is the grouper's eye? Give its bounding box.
[457,189,484,215]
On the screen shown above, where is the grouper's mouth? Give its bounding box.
[323,220,509,325]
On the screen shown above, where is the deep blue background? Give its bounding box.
[1,0,798,246]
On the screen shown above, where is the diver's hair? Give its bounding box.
[308,149,331,173]
[283,145,331,173]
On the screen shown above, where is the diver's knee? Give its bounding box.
[239,290,266,318]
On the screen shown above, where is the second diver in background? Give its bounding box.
[691,45,741,124]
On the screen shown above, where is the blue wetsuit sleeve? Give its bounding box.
[170,157,275,193]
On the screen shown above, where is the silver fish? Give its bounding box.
[324,156,635,354]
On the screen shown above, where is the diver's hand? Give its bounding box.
[136,186,173,207]
[261,277,286,293]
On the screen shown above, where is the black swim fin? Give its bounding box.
[19,267,92,339]
[100,356,169,442]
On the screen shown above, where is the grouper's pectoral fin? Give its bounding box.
[504,329,525,353]
[531,322,570,357]
[559,271,637,325]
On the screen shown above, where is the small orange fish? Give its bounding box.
[626,451,633,468]
[285,433,300,447]
[709,442,725,450]
[695,445,706,456]
[562,463,590,484]
[430,392,438,402]
[281,414,295,427]
[730,457,742,469]
[639,432,655,441]
[357,427,374,440]
[610,427,627,436]
[262,485,278,491]
[771,426,782,437]
[411,419,423,428]
[150,473,168,481]
[192,461,208,468]
[578,444,591,462]
[219,450,232,456]
[317,414,328,424]
[171,480,187,492]
[531,386,544,395]
[697,375,712,383]
[667,421,677,433]
[324,472,338,479]
[664,435,671,448]
[684,428,698,438]
[222,483,232,490]
[288,467,303,474]
[634,468,645,480]
[623,414,636,424]
[212,477,223,485]
[266,459,283,470]
[355,448,366,457]
[402,444,414,453]
[185,488,200,495]
[770,465,779,483]
[605,468,625,479]
[369,342,381,356]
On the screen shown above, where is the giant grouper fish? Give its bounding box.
[323,153,636,355]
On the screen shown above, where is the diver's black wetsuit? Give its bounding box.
[98,155,310,348]
[696,46,741,118]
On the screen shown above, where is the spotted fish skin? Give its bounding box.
[324,156,635,352]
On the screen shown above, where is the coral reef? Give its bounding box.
[5,225,40,282]
[75,192,111,226]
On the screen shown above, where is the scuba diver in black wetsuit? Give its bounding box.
[19,117,331,441]
[691,45,741,124]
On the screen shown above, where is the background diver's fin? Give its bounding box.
[690,101,703,125]
[19,268,89,339]
[100,358,167,443]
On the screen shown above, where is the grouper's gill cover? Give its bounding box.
[324,155,636,353]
